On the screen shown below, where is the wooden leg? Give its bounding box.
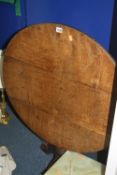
[40,143,65,174]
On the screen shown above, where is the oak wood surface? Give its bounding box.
[3,23,115,152]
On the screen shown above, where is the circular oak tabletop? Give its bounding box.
[3,23,115,152]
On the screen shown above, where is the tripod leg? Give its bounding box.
[40,143,65,174]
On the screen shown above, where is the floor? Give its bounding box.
[0,105,53,175]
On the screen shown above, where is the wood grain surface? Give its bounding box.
[3,23,115,152]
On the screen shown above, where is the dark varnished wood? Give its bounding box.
[3,24,115,152]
